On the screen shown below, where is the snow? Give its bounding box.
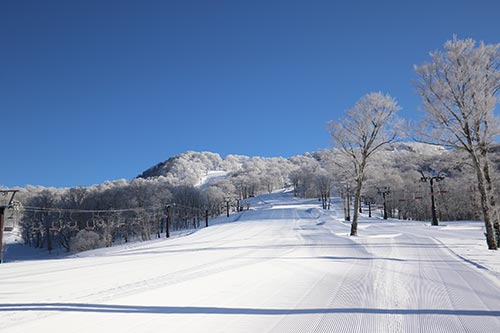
[195,170,228,188]
[1,192,499,332]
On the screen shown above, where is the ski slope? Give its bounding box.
[1,192,499,332]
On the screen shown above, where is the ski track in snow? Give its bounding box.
[1,192,499,332]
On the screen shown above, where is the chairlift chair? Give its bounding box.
[50,221,61,233]
[31,222,41,233]
[3,216,14,232]
[95,213,107,228]
[30,212,42,232]
[49,211,63,232]
[413,181,424,200]
[85,219,95,231]
[50,212,62,232]
[67,212,78,229]
[67,220,78,229]
[414,191,423,200]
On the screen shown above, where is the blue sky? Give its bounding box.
[1,0,499,188]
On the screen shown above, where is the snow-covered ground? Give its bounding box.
[195,170,228,188]
[1,192,499,332]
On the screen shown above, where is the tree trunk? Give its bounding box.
[351,176,363,236]
[382,192,388,220]
[472,155,498,250]
[481,156,500,246]
[346,192,351,221]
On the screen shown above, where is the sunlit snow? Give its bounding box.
[1,191,499,332]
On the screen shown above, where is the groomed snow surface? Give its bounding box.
[1,192,499,332]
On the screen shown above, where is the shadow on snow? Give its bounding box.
[0,303,498,317]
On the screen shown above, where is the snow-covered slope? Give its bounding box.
[1,192,499,332]
[195,170,229,188]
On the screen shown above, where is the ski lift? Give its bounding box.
[31,222,41,233]
[86,213,96,230]
[50,220,62,232]
[3,215,14,232]
[67,212,78,229]
[30,211,42,232]
[50,211,62,232]
[2,207,18,232]
[68,220,78,229]
[436,182,448,195]
[117,214,128,228]
[94,213,105,228]
[85,220,95,230]
[49,211,63,232]
[414,186,423,200]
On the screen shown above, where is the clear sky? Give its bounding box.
[1,0,499,188]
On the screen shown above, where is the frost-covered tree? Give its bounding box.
[328,92,401,236]
[314,169,334,209]
[288,154,321,197]
[22,189,60,251]
[203,186,225,217]
[414,37,500,250]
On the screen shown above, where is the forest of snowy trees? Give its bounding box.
[4,142,500,254]
[2,37,500,252]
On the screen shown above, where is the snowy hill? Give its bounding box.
[195,170,229,188]
[1,191,499,332]
[137,151,255,186]
[136,143,448,187]
[137,151,239,185]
